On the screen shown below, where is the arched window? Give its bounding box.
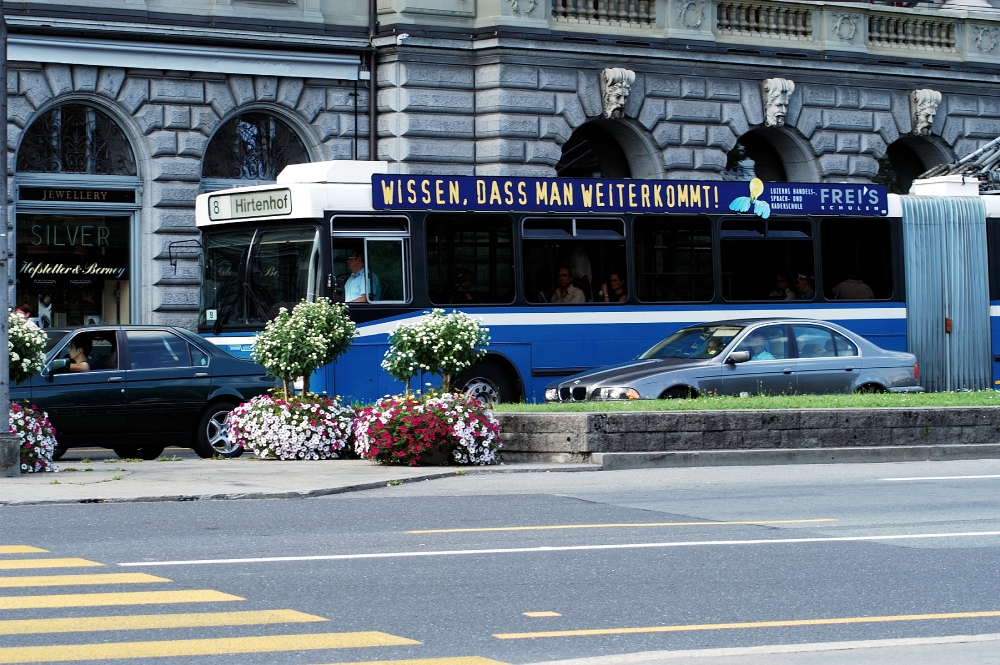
[16,104,136,176]
[202,112,309,181]
[556,123,631,179]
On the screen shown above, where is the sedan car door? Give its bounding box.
[723,325,797,396]
[125,329,211,437]
[791,325,859,394]
[30,330,127,441]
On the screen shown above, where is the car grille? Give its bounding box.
[558,386,589,401]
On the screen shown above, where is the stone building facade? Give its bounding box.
[7,0,1000,329]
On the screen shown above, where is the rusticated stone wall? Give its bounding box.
[7,62,369,327]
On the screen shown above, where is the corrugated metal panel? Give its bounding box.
[901,196,990,392]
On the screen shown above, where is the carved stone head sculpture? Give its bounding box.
[600,68,636,119]
[910,89,943,136]
[761,78,795,127]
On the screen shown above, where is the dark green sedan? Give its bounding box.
[10,326,276,460]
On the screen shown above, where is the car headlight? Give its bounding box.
[592,387,641,401]
[544,388,559,402]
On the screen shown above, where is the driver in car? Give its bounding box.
[67,338,93,372]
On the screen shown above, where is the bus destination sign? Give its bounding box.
[208,188,292,221]
[371,176,888,217]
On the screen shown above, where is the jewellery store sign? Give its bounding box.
[16,216,130,286]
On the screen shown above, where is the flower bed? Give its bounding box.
[12,402,57,473]
[227,394,354,460]
[354,392,500,466]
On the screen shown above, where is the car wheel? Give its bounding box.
[113,446,165,461]
[856,383,887,394]
[193,402,243,459]
[454,362,516,405]
[52,445,68,461]
[661,386,697,399]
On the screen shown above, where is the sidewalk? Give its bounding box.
[0,456,598,506]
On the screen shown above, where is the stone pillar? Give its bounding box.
[0,435,19,476]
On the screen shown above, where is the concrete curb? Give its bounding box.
[0,463,600,507]
[595,443,1000,468]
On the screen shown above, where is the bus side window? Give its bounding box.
[426,214,514,305]
[366,239,408,303]
[821,219,893,300]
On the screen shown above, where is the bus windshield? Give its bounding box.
[639,324,745,360]
[200,224,321,329]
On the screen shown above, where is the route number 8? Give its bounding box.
[211,199,221,216]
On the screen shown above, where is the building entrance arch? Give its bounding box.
[875,136,954,194]
[555,120,662,179]
[724,128,817,183]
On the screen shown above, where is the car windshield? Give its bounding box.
[639,325,745,360]
[43,330,69,356]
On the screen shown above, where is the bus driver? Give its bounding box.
[344,250,381,303]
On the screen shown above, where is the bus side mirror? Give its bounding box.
[727,351,751,364]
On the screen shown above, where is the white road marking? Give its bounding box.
[883,475,1000,481]
[118,530,1000,567]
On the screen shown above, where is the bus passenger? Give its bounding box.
[597,272,627,303]
[831,267,874,299]
[452,271,476,303]
[794,273,815,300]
[769,273,794,300]
[569,245,593,300]
[345,250,381,303]
[551,267,585,303]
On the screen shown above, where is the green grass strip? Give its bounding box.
[495,391,1000,412]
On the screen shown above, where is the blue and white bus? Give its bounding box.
[194,161,1000,402]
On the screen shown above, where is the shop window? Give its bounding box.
[821,219,894,300]
[521,218,626,304]
[426,214,514,305]
[634,217,713,302]
[16,104,136,176]
[721,219,814,301]
[202,112,308,180]
[16,214,131,327]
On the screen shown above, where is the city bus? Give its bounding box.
[194,160,999,402]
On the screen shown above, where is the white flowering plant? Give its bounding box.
[252,298,357,397]
[227,393,355,460]
[353,391,500,466]
[8,311,47,385]
[381,309,490,393]
[12,402,57,473]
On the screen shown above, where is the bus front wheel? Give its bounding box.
[455,362,515,405]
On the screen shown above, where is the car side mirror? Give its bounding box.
[727,351,751,364]
[47,358,69,373]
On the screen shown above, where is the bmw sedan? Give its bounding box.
[10,326,275,460]
[544,319,922,402]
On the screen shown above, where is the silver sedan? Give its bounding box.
[544,319,923,402]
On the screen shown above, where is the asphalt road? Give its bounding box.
[3,459,1000,664]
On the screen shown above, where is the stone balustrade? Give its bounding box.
[543,0,1000,64]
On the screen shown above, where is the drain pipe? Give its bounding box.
[368,0,377,161]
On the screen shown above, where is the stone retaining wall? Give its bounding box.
[497,408,1000,463]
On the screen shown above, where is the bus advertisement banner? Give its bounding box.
[372,175,888,217]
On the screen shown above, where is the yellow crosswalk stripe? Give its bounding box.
[0,573,170,588]
[0,631,421,663]
[0,609,327,635]
[310,659,508,665]
[0,559,102,571]
[0,589,243,610]
[0,547,47,555]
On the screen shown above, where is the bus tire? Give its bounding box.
[661,386,697,399]
[192,401,244,459]
[455,362,515,405]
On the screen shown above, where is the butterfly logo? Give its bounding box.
[728,177,771,219]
